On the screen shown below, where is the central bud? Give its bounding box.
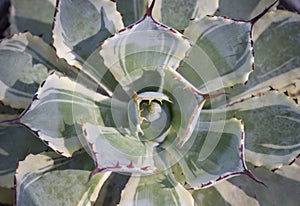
[128,92,171,142]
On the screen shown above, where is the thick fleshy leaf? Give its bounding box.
[224,10,300,106]
[83,123,159,175]
[202,91,300,169]
[16,152,110,205]
[150,0,219,31]
[196,160,300,206]
[10,0,56,43]
[0,32,81,109]
[0,124,47,188]
[192,186,231,206]
[119,173,194,206]
[116,0,148,26]
[19,73,111,157]
[53,0,124,68]
[226,162,300,205]
[218,0,277,20]
[163,67,207,144]
[181,15,253,93]
[192,178,261,206]
[161,118,247,189]
[100,3,191,88]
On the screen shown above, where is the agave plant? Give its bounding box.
[0,0,299,205]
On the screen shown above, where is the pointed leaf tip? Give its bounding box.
[250,0,278,24]
[146,0,156,17]
[243,169,268,188]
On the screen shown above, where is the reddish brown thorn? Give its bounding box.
[141,166,149,171]
[127,161,134,168]
[115,161,122,168]
[119,28,126,33]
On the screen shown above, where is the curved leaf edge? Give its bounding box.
[0,72,83,157]
[51,0,119,97]
[99,0,192,53]
[82,126,159,182]
[176,118,265,190]
[182,0,279,90]
[212,90,299,171]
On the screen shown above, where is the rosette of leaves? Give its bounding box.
[0,0,299,205]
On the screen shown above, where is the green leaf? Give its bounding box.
[224,10,300,106]
[53,0,124,68]
[193,176,267,205]
[192,186,231,206]
[119,173,194,206]
[0,187,14,205]
[95,173,130,205]
[19,73,111,157]
[16,152,111,205]
[203,92,300,169]
[0,32,81,109]
[212,180,260,206]
[0,124,47,188]
[150,0,219,31]
[10,0,56,43]
[116,0,148,26]
[226,162,300,206]
[161,118,247,189]
[0,104,20,121]
[82,123,159,174]
[181,15,253,93]
[100,6,191,88]
[218,0,277,20]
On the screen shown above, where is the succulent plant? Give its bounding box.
[0,0,299,205]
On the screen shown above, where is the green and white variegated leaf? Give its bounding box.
[192,179,261,206]
[0,124,47,188]
[100,4,191,89]
[16,152,111,206]
[162,67,207,144]
[0,32,81,109]
[194,160,300,206]
[82,123,159,174]
[181,15,253,93]
[116,0,148,26]
[218,0,277,20]
[161,118,246,189]
[10,0,56,43]
[20,73,111,157]
[224,10,300,106]
[202,91,300,169]
[149,0,219,31]
[53,0,124,68]
[119,173,194,206]
[225,162,300,206]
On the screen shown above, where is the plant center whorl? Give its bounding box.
[128,92,171,142]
